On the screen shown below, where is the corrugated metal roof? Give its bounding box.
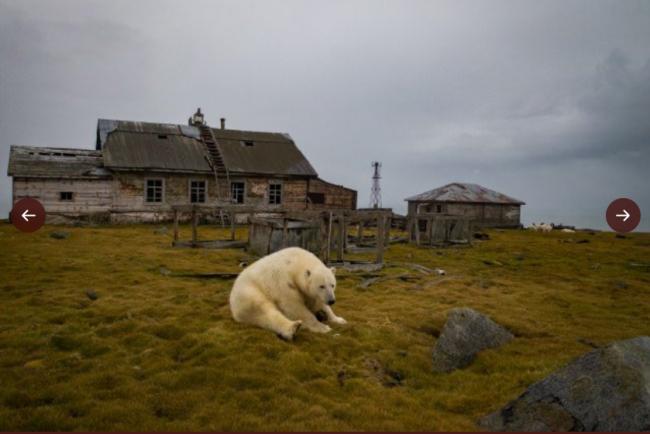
[212,128,317,176]
[103,131,212,173]
[96,119,200,149]
[7,145,110,179]
[405,183,525,205]
[97,118,317,176]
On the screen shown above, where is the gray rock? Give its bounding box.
[49,231,71,240]
[85,290,98,301]
[480,336,650,432]
[432,307,513,373]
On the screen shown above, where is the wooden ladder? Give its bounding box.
[198,125,231,201]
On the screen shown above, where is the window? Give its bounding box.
[231,182,245,204]
[307,192,325,204]
[436,204,443,213]
[59,192,73,201]
[158,134,168,139]
[145,179,163,203]
[190,180,206,203]
[269,183,282,205]
[241,140,255,147]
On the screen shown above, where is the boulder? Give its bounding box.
[49,231,71,240]
[432,308,513,373]
[480,336,650,431]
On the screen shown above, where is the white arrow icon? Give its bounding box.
[615,209,630,222]
[21,209,36,222]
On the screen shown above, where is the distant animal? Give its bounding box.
[539,223,553,233]
[229,247,346,341]
[561,228,576,233]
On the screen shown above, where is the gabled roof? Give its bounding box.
[7,145,110,179]
[97,119,318,176]
[405,182,525,205]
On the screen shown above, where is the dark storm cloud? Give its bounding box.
[1,0,649,229]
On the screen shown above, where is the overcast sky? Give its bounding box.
[1,0,649,230]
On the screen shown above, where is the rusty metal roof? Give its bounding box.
[97,119,317,176]
[211,128,317,176]
[405,183,525,205]
[7,145,110,179]
[103,131,212,173]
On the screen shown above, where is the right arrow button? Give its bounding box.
[606,198,641,233]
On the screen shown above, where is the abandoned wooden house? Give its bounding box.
[405,182,525,229]
[7,109,357,223]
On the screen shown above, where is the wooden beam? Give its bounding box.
[173,209,179,243]
[415,218,421,246]
[356,221,364,244]
[326,211,333,264]
[376,214,385,264]
[229,211,236,241]
[336,214,345,261]
[191,206,197,247]
[282,218,288,248]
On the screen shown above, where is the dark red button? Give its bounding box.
[605,198,640,233]
[10,197,46,233]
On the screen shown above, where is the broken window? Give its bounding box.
[307,192,325,204]
[59,192,73,201]
[241,140,255,147]
[436,204,443,213]
[146,179,163,203]
[269,183,282,205]
[190,180,206,203]
[158,134,168,139]
[231,182,245,204]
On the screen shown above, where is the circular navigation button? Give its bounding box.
[605,198,640,233]
[10,197,46,233]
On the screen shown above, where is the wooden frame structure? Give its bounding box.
[406,214,473,246]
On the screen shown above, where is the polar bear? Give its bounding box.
[229,247,347,340]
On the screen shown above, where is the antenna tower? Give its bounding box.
[369,161,382,209]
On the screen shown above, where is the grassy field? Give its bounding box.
[0,222,649,431]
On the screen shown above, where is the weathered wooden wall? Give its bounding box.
[13,177,112,222]
[307,178,357,210]
[407,201,521,228]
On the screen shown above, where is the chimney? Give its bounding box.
[220,117,226,130]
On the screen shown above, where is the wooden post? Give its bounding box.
[430,218,438,246]
[282,218,289,248]
[376,214,385,264]
[425,217,432,246]
[336,214,345,261]
[384,214,391,242]
[173,209,179,243]
[356,221,364,244]
[407,216,413,242]
[326,211,333,264]
[415,217,421,246]
[230,211,236,240]
[191,206,197,247]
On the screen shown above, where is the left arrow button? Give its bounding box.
[11,198,46,233]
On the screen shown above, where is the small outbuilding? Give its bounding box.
[405,182,525,229]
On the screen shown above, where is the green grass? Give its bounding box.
[0,223,649,431]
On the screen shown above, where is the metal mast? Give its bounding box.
[369,161,382,209]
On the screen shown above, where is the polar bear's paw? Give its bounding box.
[278,320,302,341]
[331,316,347,325]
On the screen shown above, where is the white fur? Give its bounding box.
[229,247,346,340]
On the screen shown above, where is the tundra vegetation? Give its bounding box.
[0,223,648,431]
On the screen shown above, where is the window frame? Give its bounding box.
[230,181,245,204]
[268,181,283,205]
[59,191,74,201]
[189,179,207,204]
[144,178,165,204]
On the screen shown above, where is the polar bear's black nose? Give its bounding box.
[327,299,336,306]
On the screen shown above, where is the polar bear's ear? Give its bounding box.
[305,270,311,278]
[330,267,337,275]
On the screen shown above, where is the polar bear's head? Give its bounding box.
[303,265,337,306]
